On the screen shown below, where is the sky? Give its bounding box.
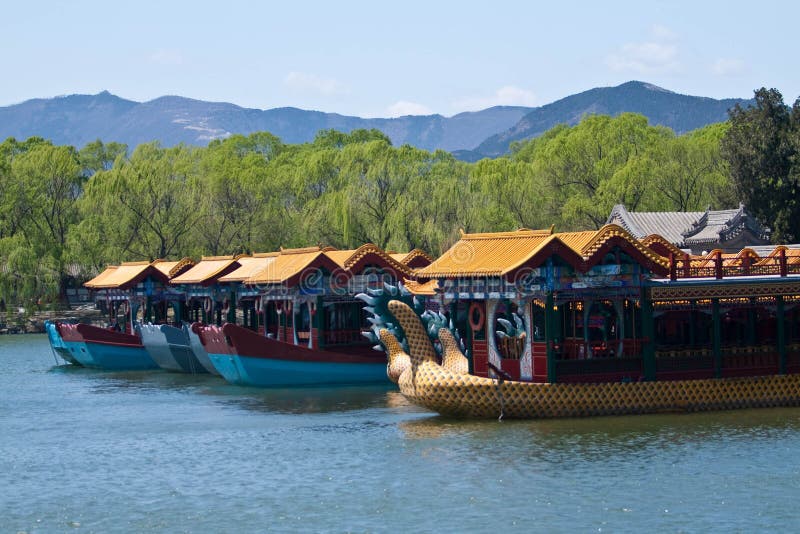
[1,0,798,118]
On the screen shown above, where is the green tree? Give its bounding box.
[530,113,672,229]
[78,139,128,177]
[75,143,200,262]
[192,132,291,255]
[2,144,83,302]
[721,88,800,242]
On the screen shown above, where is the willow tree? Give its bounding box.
[389,150,477,255]
[336,141,436,250]
[649,123,734,211]
[192,132,290,255]
[74,142,200,263]
[4,143,83,303]
[470,157,551,231]
[532,113,673,229]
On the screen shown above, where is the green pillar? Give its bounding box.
[641,293,656,381]
[315,296,324,348]
[228,292,237,324]
[545,292,557,383]
[712,298,722,378]
[145,296,152,323]
[747,298,757,346]
[778,295,786,375]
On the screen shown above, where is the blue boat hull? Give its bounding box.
[208,352,388,387]
[77,341,158,371]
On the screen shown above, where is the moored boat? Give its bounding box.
[200,322,388,386]
[365,225,800,418]
[57,322,157,371]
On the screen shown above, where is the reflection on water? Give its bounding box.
[204,383,399,415]
[51,362,406,415]
[7,334,800,532]
[400,405,800,441]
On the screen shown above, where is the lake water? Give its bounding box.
[2,334,800,532]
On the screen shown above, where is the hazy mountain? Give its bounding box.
[0,92,531,153]
[471,81,753,158]
[0,81,752,157]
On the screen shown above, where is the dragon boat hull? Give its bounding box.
[57,323,158,371]
[139,323,208,373]
[398,362,800,419]
[198,323,389,387]
[45,321,81,365]
[373,298,800,419]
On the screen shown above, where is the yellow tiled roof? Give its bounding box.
[404,278,439,295]
[152,257,196,279]
[170,256,240,285]
[390,248,434,268]
[84,261,152,289]
[218,253,280,283]
[555,230,601,255]
[324,249,358,268]
[578,224,669,268]
[417,228,557,277]
[247,247,328,284]
[325,243,414,276]
[640,234,686,259]
[84,266,120,288]
[417,224,669,278]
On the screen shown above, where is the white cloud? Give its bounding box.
[385,100,433,117]
[452,85,538,111]
[150,49,184,66]
[605,25,680,74]
[284,71,348,96]
[712,58,744,76]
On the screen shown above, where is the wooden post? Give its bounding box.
[669,253,677,281]
[780,247,788,277]
[778,295,786,375]
[683,252,691,278]
[641,291,656,381]
[545,292,557,384]
[715,251,723,280]
[712,298,722,378]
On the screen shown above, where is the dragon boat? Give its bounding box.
[363,225,800,419]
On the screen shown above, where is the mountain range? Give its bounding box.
[0,81,753,160]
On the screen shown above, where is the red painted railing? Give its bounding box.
[668,249,794,280]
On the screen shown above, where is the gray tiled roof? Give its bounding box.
[607,204,770,249]
[607,204,702,244]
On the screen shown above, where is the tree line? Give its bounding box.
[1,87,798,308]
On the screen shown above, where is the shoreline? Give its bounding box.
[0,308,103,335]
